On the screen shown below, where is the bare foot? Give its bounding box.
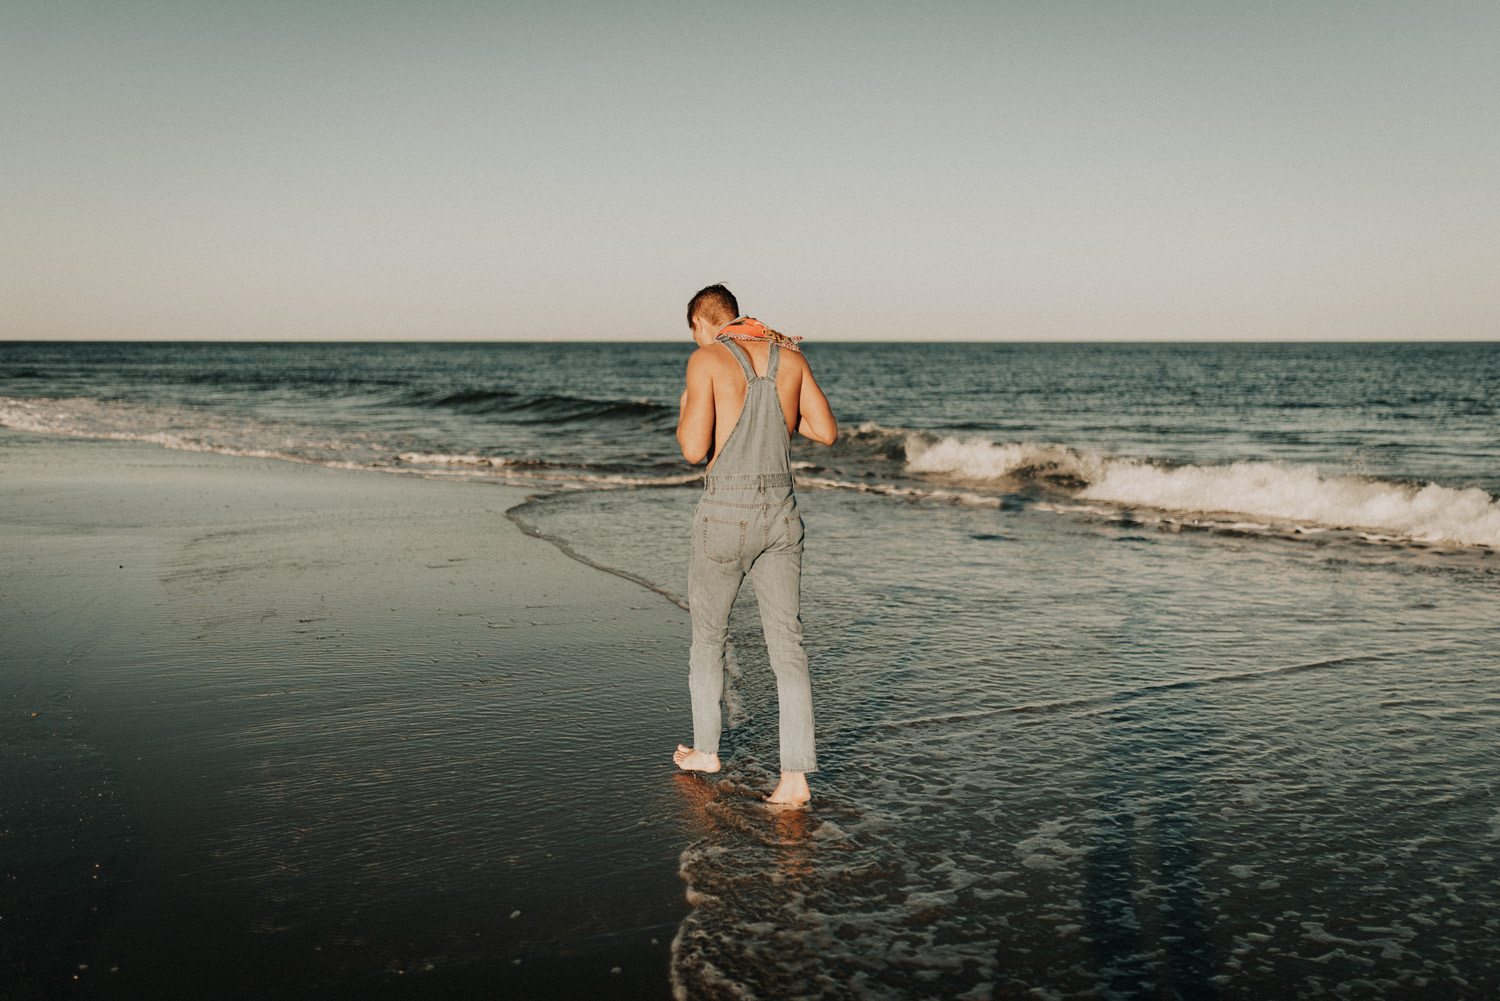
[673,744,721,772]
[765,772,810,806]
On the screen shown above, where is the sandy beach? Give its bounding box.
[2,428,692,1000]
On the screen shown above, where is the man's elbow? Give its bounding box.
[797,420,838,447]
[678,432,709,464]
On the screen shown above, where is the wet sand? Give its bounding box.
[1,429,692,1000]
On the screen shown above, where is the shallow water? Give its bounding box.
[516,486,1500,999]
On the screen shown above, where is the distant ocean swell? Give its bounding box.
[392,387,669,423]
[4,396,1498,550]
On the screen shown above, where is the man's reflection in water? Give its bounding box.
[672,774,820,890]
[1083,699,1220,1001]
[669,773,826,999]
[769,804,816,884]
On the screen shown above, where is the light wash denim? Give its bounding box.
[687,337,817,773]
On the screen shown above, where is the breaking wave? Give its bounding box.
[898,431,1500,548]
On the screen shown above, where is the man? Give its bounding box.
[672,284,838,806]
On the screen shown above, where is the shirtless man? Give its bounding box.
[672,284,838,806]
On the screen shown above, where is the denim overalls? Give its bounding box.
[687,336,816,773]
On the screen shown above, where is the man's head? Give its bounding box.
[687,284,739,345]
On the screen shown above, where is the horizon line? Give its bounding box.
[4,337,1498,346]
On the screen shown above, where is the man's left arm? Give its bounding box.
[795,361,838,445]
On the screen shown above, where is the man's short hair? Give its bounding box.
[687,284,739,329]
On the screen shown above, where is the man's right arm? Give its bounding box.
[677,350,716,464]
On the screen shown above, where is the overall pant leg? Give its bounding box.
[687,505,747,756]
[748,513,817,773]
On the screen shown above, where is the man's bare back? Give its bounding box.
[678,322,837,469]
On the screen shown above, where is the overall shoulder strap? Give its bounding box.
[766,343,781,381]
[717,336,758,383]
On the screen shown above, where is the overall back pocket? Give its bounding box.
[700,515,746,564]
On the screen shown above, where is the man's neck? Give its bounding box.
[692,314,737,348]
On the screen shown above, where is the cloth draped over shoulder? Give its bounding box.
[716,316,803,353]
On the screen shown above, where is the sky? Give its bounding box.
[3,1,1498,342]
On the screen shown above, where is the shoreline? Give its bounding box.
[1,428,692,1000]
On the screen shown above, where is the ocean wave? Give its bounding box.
[0,395,700,492]
[0,395,382,467]
[905,434,1101,490]
[1080,459,1500,548]
[396,388,666,424]
[900,432,1500,548]
[394,388,519,409]
[7,392,1497,549]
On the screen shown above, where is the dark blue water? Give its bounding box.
[3,341,1497,524]
[5,340,1500,999]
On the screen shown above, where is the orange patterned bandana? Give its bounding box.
[716,317,803,353]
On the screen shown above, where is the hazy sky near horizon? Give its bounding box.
[4,1,1498,342]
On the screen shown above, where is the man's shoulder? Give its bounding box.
[688,340,736,366]
[774,345,813,379]
[686,341,734,379]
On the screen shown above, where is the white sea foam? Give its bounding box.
[906,436,1102,485]
[903,433,1500,548]
[396,452,512,466]
[1080,458,1500,548]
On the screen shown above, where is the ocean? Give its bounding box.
[4,339,1499,999]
